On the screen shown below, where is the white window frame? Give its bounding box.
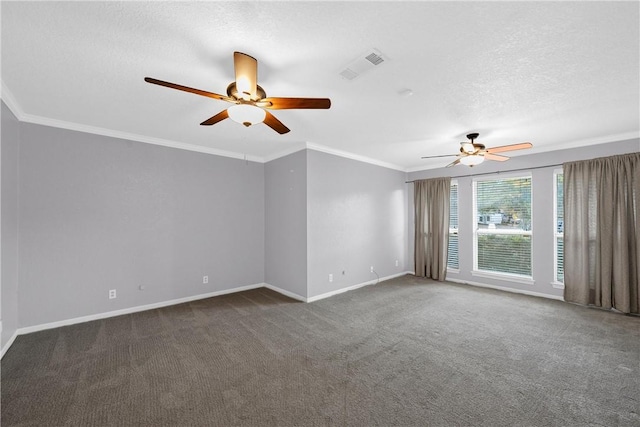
[447,180,459,273]
[552,168,564,289]
[472,172,534,285]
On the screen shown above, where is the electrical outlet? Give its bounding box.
[109,289,116,299]
[139,285,145,291]
[395,259,399,267]
[329,273,333,282]
[203,276,208,284]
[370,266,374,273]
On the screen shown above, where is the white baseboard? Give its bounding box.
[447,278,565,301]
[263,283,307,302]
[2,273,413,358]
[1,331,19,359]
[15,283,264,336]
[306,271,411,303]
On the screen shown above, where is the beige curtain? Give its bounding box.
[564,152,640,314]
[414,177,451,281]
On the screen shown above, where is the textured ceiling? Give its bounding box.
[2,1,639,171]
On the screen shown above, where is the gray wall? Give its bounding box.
[306,150,407,299]
[408,138,640,297]
[4,112,411,336]
[10,100,632,337]
[2,102,20,350]
[264,150,308,299]
[17,122,265,327]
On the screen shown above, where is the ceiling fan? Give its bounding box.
[422,133,533,167]
[144,52,331,134]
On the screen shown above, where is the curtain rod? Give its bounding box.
[405,163,563,183]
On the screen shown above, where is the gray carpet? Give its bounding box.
[2,275,639,426]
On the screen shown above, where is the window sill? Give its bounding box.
[471,270,535,286]
[551,281,565,289]
[447,267,460,274]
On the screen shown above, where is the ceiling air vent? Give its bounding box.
[339,68,359,81]
[338,48,387,81]
[365,52,384,66]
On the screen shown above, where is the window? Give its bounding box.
[554,170,564,284]
[473,175,532,279]
[447,181,459,270]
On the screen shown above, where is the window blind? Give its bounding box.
[448,183,459,269]
[555,172,564,282]
[475,176,532,277]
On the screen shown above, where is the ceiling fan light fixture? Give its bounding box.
[459,154,485,166]
[228,104,266,127]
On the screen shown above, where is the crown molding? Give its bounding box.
[6,78,633,174]
[0,78,264,162]
[304,142,406,172]
[1,80,25,120]
[1,80,406,171]
[24,111,264,162]
[260,142,407,172]
[543,131,640,151]
[261,142,308,163]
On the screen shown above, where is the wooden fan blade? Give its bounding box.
[484,153,510,162]
[486,142,532,154]
[200,109,229,126]
[263,111,290,134]
[144,77,233,102]
[234,52,258,100]
[258,97,331,110]
[421,154,458,159]
[446,158,461,168]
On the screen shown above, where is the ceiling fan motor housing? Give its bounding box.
[226,82,267,102]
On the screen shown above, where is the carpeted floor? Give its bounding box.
[2,275,639,426]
